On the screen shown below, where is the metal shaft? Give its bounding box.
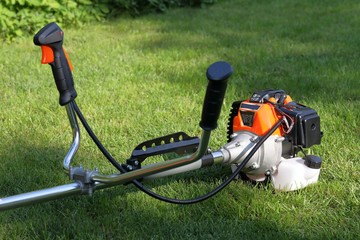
[0,183,82,211]
[144,160,203,179]
[144,151,224,179]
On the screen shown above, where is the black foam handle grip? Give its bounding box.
[50,46,76,105]
[34,22,77,106]
[199,61,233,131]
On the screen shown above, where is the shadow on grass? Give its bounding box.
[0,139,70,195]
[0,136,308,238]
[0,133,229,203]
[0,136,344,239]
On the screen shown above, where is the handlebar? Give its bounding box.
[34,22,77,106]
[200,61,233,131]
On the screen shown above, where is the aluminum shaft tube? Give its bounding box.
[144,160,203,179]
[144,151,224,179]
[0,183,82,211]
[0,181,115,211]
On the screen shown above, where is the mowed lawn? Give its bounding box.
[0,0,359,239]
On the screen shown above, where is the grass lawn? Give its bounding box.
[0,0,359,239]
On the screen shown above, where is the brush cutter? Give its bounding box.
[0,23,323,211]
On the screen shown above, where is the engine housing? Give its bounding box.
[225,89,323,190]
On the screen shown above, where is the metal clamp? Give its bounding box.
[70,166,99,196]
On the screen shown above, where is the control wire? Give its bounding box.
[73,101,282,204]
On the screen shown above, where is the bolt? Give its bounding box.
[230,133,238,139]
[127,165,133,171]
[275,137,285,143]
[88,188,93,196]
[250,162,259,169]
[270,166,277,173]
[134,160,139,166]
[235,142,241,147]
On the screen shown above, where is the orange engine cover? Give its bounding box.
[232,97,292,136]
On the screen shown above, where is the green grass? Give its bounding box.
[0,0,359,239]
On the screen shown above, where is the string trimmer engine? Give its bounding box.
[225,89,322,191]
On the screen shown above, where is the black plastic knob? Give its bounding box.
[304,155,322,169]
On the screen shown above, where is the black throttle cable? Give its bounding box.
[73,101,283,204]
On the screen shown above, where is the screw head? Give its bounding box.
[250,162,259,169]
[230,133,238,139]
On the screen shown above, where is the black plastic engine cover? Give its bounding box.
[280,102,322,148]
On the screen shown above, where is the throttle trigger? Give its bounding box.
[40,45,54,64]
[63,47,74,71]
